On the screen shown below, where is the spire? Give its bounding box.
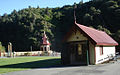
[44,31,45,34]
[73,3,78,34]
[42,31,50,45]
[43,31,47,38]
[74,2,77,24]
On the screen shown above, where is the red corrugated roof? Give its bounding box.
[42,32,50,45]
[75,23,118,46]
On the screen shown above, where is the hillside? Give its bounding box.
[0,0,120,51]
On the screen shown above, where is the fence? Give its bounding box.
[0,51,61,57]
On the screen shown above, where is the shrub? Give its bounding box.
[0,42,5,52]
[41,51,49,56]
[24,52,32,56]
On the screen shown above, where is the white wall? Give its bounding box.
[0,51,54,57]
[95,46,116,64]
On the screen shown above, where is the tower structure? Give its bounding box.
[41,31,51,51]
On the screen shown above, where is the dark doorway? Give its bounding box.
[69,42,88,65]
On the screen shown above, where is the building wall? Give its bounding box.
[66,30,96,65]
[41,45,50,51]
[95,46,116,64]
[67,30,88,42]
[89,41,95,64]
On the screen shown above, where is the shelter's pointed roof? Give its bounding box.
[75,23,118,46]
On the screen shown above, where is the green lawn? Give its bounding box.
[0,56,61,74]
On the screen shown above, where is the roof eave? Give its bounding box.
[96,43,119,46]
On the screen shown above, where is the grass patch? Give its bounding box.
[0,56,61,74]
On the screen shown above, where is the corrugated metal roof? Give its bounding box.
[76,23,118,46]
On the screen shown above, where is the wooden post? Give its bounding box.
[8,44,10,57]
[0,50,1,57]
[87,50,89,65]
[8,42,12,57]
[86,40,89,65]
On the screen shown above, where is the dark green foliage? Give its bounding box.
[0,7,54,51]
[0,0,120,51]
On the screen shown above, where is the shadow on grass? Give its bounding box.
[0,59,62,69]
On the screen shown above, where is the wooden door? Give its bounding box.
[70,43,87,65]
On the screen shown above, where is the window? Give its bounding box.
[78,44,82,55]
[100,46,103,55]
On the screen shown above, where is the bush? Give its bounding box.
[24,52,32,56]
[0,42,5,52]
[41,51,49,56]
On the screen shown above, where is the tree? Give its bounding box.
[114,30,120,41]
[0,0,119,52]
[97,25,112,35]
[83,13,93,26]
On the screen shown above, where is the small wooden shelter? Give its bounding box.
[62,22,118,65]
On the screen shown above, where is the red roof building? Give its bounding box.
[42,31,50,45]
[62,22,118,65]
[75,23,118,46]
[41,31,50,52]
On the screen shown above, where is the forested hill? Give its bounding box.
[0,0,120,52]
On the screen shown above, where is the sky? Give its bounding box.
[0,0,89,15]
